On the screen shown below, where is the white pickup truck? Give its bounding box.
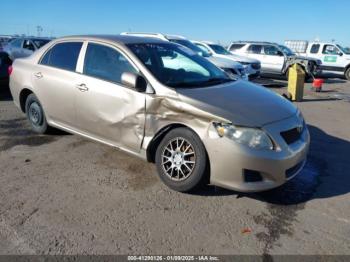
[285,40,350,80]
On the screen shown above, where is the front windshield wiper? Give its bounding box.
[168,78,233,88]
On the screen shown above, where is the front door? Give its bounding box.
[75,42,146,152]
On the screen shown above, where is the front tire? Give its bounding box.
[155,127,208,192]
[25,93,49,134]
[345,67,350,81]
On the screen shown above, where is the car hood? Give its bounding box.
[207,56,243,69]
[176,80,297,127]
[289,55,320,63]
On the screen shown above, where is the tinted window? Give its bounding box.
[40,42,83,71]
[83,43,137,84]
[33,39,50,48]
[23,40,35,51]
[263,45,279,55]
[310,44,320,54]
[248,45,263,54]
[229,44,245,51]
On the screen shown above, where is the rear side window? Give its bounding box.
[40,42,83,71]
[247,45,263,54]
[229,44,245,51]
[83,43,137,84]
[310,44,320,54]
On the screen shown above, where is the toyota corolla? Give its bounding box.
[9,35,309,192]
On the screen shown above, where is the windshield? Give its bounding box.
[278,45,295,56]
[33,39,50,48]
[336,44,350,55]
[208,44,231,55]
[169,39,211,57]
[127,43,232,88]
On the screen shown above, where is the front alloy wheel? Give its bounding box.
[155,127,208,192]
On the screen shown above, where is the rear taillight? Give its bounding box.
[8,65,13,76]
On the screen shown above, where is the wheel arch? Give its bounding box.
[19,88,34,113]
[146,123,206,163]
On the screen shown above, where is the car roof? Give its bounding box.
[230,41,279,45]
[61,34,167,45]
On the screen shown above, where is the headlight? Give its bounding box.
[213,123,274,150]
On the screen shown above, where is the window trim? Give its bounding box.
[38,40,84,73]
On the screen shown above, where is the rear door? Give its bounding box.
[261,45,284,73]
[75,41,146,152]
[32,41,83,128]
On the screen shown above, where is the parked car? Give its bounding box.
[192,41,261,80]
[0,52,12,87]
[4,37,52,61]
[285,40,350,80]
[121,32,248,80]
[0,36,15,87]
[228,41,322,79]
[0,35,15,52]
[9,35,309,193]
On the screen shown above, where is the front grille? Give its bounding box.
[286,161,304,178]
[280,127,302,145]
[252,63,261,70]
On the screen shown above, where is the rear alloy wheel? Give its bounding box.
[25,94,49,134]
[345,68,350,81]
[155,127,208,192]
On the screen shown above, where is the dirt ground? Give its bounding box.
[0,77,350,256]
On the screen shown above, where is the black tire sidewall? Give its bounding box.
[345,68,350,80]
[155,127,208,192]
[25,94,48,134]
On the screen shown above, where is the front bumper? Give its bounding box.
[203,115,310,192]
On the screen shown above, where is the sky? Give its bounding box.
[0,0,348,46]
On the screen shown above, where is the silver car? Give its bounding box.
[4,37,51,61]
[192,41,261,80]
[9,35,309,193]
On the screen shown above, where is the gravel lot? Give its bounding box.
[0,78,350,255]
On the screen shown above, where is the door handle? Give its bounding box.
[76,83,89,92]
[34,72,43,79]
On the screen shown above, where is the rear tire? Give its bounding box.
[25,94,49,134]
[155,127,208,192]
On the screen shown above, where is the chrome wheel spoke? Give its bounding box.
[161,137,196,181]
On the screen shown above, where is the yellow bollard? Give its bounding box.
[287,64,305,102]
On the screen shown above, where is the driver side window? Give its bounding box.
[263,45,279,56]
[23,40,35,51]
[322,45,340,55]
[83,43,138,84]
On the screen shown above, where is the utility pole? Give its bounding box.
[36,26,43,37]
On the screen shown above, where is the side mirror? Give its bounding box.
[277,51,284,56]
[121,72,147,92]
[339,52,343,56]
